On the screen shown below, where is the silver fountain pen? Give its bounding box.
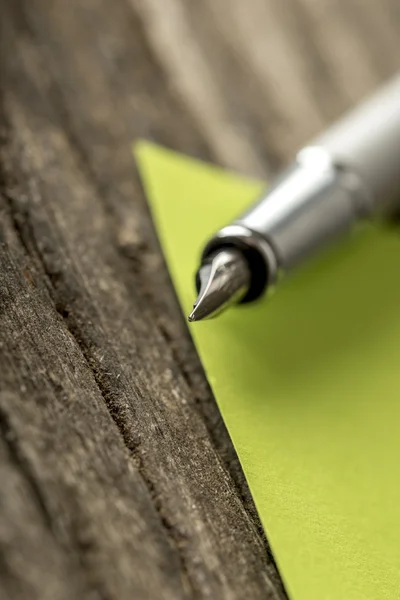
[189,75,400,322]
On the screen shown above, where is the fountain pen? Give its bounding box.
[189,75,400,322]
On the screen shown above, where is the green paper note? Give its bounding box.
[135,141,400,600]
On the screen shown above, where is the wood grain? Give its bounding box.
[0,0,399,598]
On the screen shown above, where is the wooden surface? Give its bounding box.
[0,0,399,598]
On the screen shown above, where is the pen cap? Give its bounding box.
[315,74,400,214]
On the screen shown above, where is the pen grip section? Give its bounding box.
[237,151,366,274]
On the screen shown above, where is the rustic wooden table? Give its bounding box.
[1,1,399,598]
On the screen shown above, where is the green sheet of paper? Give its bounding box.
[135,141,400,600]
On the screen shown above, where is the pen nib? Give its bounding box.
[188,248,250,322]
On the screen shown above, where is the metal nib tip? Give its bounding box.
[188,309,197,323]
[188,248,251,322]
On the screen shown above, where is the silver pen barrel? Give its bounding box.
[202,75,400,300]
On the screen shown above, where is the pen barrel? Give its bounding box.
[315,74,400,213]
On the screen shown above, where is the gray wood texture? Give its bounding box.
[0,0,399,598]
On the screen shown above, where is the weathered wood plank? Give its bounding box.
[0,1,283,598]
[0,0,399,598]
